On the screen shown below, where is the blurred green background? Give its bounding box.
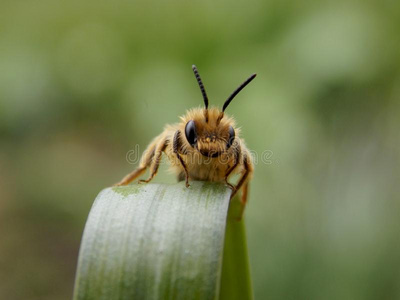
[1,0,400,299]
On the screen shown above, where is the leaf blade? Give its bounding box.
[219,197,254,300]
[73,181,232,300]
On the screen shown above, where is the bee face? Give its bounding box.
[183,108,236,158]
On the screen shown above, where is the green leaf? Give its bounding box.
[73,181,253,300]
[219,195,253,300]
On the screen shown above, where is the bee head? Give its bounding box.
[182,65,256,158]
[183,108,235,158]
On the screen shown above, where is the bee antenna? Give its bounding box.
[222,73,257,112]
[192,65,209,109]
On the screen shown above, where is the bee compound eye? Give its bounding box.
[227,126,235,149]
[185,120,197,147]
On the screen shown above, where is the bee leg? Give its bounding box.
[231,154,252,220]
[114,144,156,186]
[173,130,190,187]
[238,182,249,221]
[138,138,168,184]
[114,167,147,186]
[224,167,237,191]
[224,143,240,191]
[225,181,235,191]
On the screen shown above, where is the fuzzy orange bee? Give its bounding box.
[115,65,256,215]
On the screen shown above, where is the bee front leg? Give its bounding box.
[173,130,190,187]
[225,165,237,192]
[231,153,253,220]
[224,143,240,192]
[138,138,168,184]
[114,143,157,186]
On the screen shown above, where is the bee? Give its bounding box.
[115,65,256,216]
